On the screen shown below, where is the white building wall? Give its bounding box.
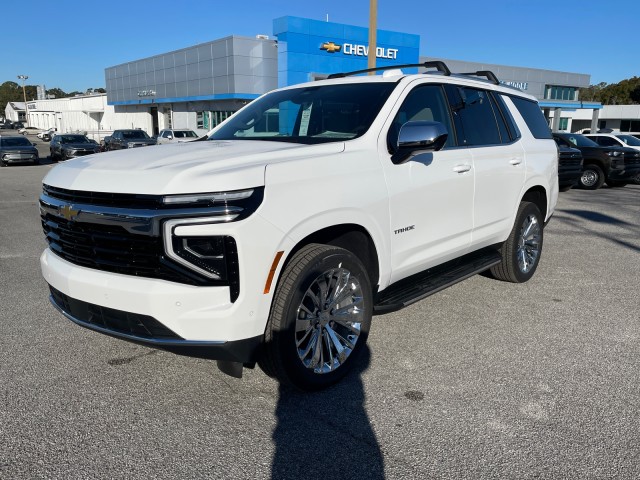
[549,105,640,132]
[25,94,153,141]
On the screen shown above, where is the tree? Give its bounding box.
[46,87,67,99]
[630,85,640,104]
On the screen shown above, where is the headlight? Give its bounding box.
[162,189,254,205]
[606,151,620,157]
[169,236,231,280]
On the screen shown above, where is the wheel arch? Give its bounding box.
[280,224,381,295]
[521,186,548,221]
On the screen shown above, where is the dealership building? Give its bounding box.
[24,15,637,137]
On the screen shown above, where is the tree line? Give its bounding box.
[0,81,106,112]
[579,77,640,105]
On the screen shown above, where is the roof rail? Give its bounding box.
[458,70,500,85]
[327,61,451,79]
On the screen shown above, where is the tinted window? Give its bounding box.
[445,86,501,146]
[588,136,619,147]
[0,137,31,147]
[557,134,598,148]
[122,130,149,139]
[389,84,454,150]
[616,134,640,146]
[509,96,552,139]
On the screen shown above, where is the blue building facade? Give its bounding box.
[273,16,421,88]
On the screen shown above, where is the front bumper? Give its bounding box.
[48,285,262,363]
[608,165,640,181]
[2,152,38,163]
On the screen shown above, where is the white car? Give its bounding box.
[37,128,56,140]
[156,129,199,144]
[584,133,640,151]
[39,62,558,390]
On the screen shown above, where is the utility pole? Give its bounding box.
[17,74,29,126]
[367,0,377,74]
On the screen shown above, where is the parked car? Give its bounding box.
[12,122,24,129]
[50,134,102,161]
[156,129,199,144]
[553,133,640,189]
[103,129,156,150]
[0,135,39,166]
[37,128,56,141]
[40,61,559,390]
[585,133,640,152]
[554,139,583,191]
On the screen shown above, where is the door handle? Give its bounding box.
[509,158,523,165]
[453,164,471,173]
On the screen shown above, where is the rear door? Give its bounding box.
[444,85,526,247]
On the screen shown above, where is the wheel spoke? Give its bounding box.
[299,329,319,361]
[324,324,348,362]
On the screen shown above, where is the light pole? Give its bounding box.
[367,0,377,74]
[17,74,29,126]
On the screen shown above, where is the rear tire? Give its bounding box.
[490,202,544,283]
[259,244,373,390]
[579,165,605,190]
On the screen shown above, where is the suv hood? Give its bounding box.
[43,140,345,194]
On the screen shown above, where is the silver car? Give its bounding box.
[156,129,199,144]
[0,135,39,166]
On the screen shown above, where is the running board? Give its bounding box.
[374,249,502,315]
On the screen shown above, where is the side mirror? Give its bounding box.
[32,142,37,146]
[392,121,448,164]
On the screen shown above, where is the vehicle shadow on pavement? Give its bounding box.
[271,345,385,480]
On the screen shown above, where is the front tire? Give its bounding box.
[490,201,544,283]
[579,164,605,190]
[259,244,373,390]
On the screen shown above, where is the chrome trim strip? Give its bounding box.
[40,193,242,235]
[49,295,227,347]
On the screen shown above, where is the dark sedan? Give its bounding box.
[0,135,39,166]
[50,134,101,162]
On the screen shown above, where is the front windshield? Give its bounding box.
[616,134,640,146]
[1,137,31,147]
[209,83,397,144]
[60,135,89,144]
[564,134,599,147]
[122,130,149,139]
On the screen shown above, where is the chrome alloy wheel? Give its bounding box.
[517,214,541,273]
[295,268,364,374]
[581,169,598,187]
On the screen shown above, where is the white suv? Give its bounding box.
[39,62,558,390]
[584,133,640,151]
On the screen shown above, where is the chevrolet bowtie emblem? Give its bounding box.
[320,42,342,53]
[60,204,80,221]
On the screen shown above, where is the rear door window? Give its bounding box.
[509,96,552,139]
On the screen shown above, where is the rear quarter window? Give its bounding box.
[508,96,552,140]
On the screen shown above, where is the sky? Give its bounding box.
[2,0,639,92]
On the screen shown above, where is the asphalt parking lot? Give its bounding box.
[1,137,639,479]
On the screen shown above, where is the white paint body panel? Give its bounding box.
[40,73,558,344]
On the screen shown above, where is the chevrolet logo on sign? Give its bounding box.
[320,42,342,53]
[59,204,80,222]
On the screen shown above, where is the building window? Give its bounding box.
[197,111,235,130]
[545,85,577,101]
[559,117,569,131]
[620,120,640,132]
